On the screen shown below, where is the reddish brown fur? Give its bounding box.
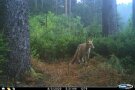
[71,40,94,64]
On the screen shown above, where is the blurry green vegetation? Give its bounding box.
[30,12,88,61]
[94,28,135,74]
[0,34,8,75]
[30,12,135,75]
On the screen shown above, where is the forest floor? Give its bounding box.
[20,57,127,87]
[1,56,134,87]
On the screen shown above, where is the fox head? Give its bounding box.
[86,39,95,49]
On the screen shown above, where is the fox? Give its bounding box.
[71,39,95,64]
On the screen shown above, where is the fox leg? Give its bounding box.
[71,46,79,64]
[87,48,91,60]
[76,49,81,64]
[85,57,88,64]
[78,59,81,64]
[85,48,91,63]
[82,57,85,63]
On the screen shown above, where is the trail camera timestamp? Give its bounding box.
[47,87,87,90]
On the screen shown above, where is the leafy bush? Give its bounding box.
[93,29,135,74]
[106,55,135,75]
[84,21,102,38]
[94,29,135,59]
[108,55,124,74]
[94,37,122,58]
[29,12,86,61]
[30,12,135,70]
[120,56,135,74]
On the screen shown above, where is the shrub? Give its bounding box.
[94,37,118,57]
[29,12,86,61]
[120,56,135,74]
[108,55,124,74]
[30,12,135,65]
[94,29,135,60]
[93,29,135,74]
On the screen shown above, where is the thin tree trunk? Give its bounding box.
[55,0,58,15]
[102,0,117,36]
[41,0,44,10]
[5,0,31,82]
[102,0,109,36]
[133,0,135,30]
[65,0,68,15]
[35,0,37,10]
[69,0,71,15]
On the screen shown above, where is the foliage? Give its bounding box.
[94,37,118,57]
[84,21,102,38]
[73,1,102,27]
[94,29,135,59]
[29,11,135,75]
[30,12,135,68]
[108,55,124,74]
[29,12,86,61]
[93,28,135,74]
[120,56,135,74]
[0,34,8,75]
[106,55,135,75]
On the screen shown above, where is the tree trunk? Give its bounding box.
[65,0,68,15]
[102,0,117,36]
[0,0,6,32]
[5,0,31,82]
[133,0,135,30]
[35,0,38,10]
[41,0,44,9]
[69,0,71,15]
